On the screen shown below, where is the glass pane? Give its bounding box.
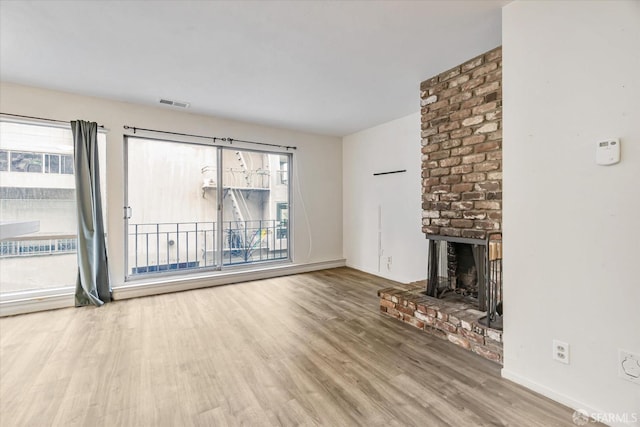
[61,155,74,174]
[126,137,219,276]
[44,154,60,174]
[222,149,289,265]
[0,121,76,293]
[10,151,43,173]
[0,150,8,171]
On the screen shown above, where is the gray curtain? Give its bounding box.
[72,120,111,306]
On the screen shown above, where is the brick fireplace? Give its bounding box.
[420,46,502,238]
[378,47,503,364]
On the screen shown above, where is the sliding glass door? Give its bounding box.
[125,137,220,276]
[221,149,289,265]
[124,137,290,279]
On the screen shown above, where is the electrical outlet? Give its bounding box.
[386,256,392,271]
[619,349,640,385]
[553,340,570,364]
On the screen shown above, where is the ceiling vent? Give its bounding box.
[159,98,190,108]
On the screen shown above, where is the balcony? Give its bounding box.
[127,220,288,276]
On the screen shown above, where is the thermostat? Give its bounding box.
[596,138,620,166]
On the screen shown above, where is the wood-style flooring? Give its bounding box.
[0,267,580,426]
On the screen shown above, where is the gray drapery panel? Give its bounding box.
[72,120,111,306]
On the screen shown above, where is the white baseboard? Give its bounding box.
[113,259,346,300]
[0,259,346,317]
[501,369,638,427]
[0,292,74,317]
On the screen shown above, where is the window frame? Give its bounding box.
[122,135,293,282]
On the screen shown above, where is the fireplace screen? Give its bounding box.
[426,233,503,329]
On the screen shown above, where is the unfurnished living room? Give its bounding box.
[0,1,638,426]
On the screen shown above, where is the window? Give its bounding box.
[0,150,7,171]
[124,137,291,278]
[276,202,288,239]
[45,154,60,174]
[11,151,43,173]
[0,119,106,295]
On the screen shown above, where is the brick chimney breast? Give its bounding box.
[421,47,502,239]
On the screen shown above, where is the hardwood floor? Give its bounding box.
[0,267,579,426]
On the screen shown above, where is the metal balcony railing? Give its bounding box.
[0,234,77,258]
[128,220,288,275]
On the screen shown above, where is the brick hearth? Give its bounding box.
[378,284,503,364]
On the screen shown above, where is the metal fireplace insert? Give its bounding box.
[425,232,503,329]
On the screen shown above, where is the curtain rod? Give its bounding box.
[0,112,106,129]
[123,125,297,151]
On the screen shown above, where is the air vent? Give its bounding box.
[159,98,190,108]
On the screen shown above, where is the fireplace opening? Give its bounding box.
[425,234,503,330]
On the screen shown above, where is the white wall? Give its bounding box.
[0,82,343,289]
[502,1,640,425]
[343,112,428,283]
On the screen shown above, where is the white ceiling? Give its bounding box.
[0,1,506,137]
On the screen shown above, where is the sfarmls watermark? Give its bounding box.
[572,409,639,425]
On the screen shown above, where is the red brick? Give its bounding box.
[428,100,449,111]
[451,146,474,156]
[380,299,396,309]
[447,334,471,350]
[485,48,502,62]
[471,344,502,362]
[448,74,471,88]
[440,87,460,99]
[451,201,474,210]
[451,219,473,228]
[462,135,486,146]
[461,97,485,109]
[474,181,500,192]
[472,62,498,78]
[440,174,462,184]
[441,139,462,149]
[452,183,474,193]
[450,92,473,104]
[472,102,498,115]
[423,226,440,235]
[474,161,500,173]
[474,141,500,153]
[450,110,473,123]
[451,164,473,174]
[441,227,462,237]
[431,184,451,193]
[420,76,439,91]
[461,192,485,201]
[439,66,461,82]
[460,328,485,345]
[475,123,498,134]
[474,220,500,230]
[475,81,500,96]
[431,168,450,177]
[462,211,487,220]
[440,193,461,202]
[461,229,486,239]
[439,121,460,132]
[428,150,451,161]
[432,218,450,227]
[474,201,501,210]
[421,143,440,153]
[441,210,462,218]
[462,172,486,183]
[461,56,484,72]
[462,153,486,164]
[461,77,485,91]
